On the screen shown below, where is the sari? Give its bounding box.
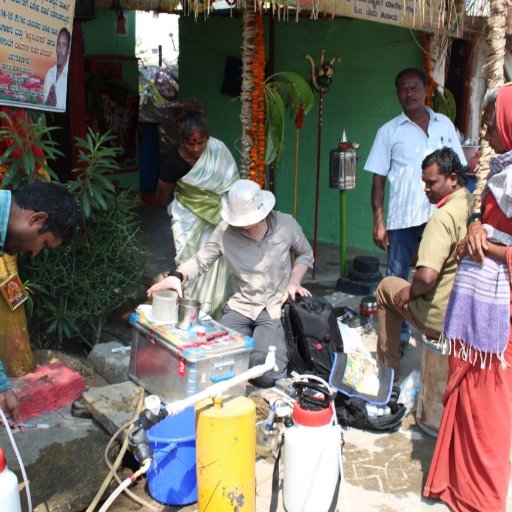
[169,137,239,318]
[424,87,512,511]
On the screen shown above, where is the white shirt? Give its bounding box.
[43,61,69,110]
[364,107,466,230]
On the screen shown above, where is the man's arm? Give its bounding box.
[0,360,20,422]
[371,174,388,250]
[393,266,439,313]
[281,263,312,304]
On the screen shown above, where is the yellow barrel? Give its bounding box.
[196,395,256,512]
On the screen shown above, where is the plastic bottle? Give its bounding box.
[0,447,22,512]
[186,362,197,394]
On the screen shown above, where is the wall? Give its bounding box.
[179,15,425,254]
[82,9,139,189]
[83,9,138,84]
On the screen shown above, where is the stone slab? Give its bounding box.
[88,341,131,384]
[82,380,143,436]
[11,362,84,421]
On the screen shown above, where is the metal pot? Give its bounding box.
[176,298,201,330]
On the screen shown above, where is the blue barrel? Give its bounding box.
[146,406,197,505]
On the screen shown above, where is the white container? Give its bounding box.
[152,290,178,323]
[0,447,22,512]
[282,421,341,511]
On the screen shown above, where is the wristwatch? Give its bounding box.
[168,270,184,282]
[467,212,482,226]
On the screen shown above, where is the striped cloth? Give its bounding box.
[0,190,11,255]
[441,255,510,367]
[0,360,11,392]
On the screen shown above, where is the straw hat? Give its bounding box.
[221,179,275,227]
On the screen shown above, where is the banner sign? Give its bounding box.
[333,0,463,37]
[0,0,76,112]
[311,0,463,37]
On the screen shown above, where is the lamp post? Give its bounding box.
[328,131,359,277]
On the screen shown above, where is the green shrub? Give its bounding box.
[19,129,146,349]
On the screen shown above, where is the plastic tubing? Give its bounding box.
[97,460,151,512]
[165,345,277,417]
[85,387,158,512]
[0,405,32,512]
[103,419,158,511]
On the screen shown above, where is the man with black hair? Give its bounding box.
[0,182,78,420]
[365,68,467,349]
[375,147,471,377]
[43,27,71,108]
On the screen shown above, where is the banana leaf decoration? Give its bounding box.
[264,71,314,166]
[432,85,457,123]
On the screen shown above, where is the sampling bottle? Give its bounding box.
[282,380,341,512]
[0,447,22,512]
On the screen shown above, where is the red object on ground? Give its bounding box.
[10,363,84,421]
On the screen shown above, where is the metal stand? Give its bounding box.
[312,91,324,280]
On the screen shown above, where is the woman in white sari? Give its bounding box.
[156,101,239,318]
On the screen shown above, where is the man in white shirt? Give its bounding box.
[43,27,71,109]
[364,68,466,349]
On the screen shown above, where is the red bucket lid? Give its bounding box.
[292,400,332,427]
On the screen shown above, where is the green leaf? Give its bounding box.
[263,71,314,166]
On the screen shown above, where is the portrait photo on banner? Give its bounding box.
[0,1,76,112]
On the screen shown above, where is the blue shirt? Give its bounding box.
[0,190,11,255]
[0,360,10,392]
[0,190,12,391]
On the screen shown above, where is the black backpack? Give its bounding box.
[282,295,343,381]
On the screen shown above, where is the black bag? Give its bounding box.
[282,295,343,381]
[334,385,406,433]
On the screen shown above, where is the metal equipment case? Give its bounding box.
[128,309,255,403]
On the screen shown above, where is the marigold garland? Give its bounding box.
[248,12,266,189]
[422,32,435,107]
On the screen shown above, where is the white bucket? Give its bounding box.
[152,290,178,323]
[282,421,341,511]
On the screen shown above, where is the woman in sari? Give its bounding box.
[423,85,512,511]
[155,101,239,318]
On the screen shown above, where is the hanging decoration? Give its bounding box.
[240,8,256,181]
[422,32,435,108]
[422,32,456,122]
[249,11,267,188]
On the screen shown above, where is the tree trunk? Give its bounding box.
[472,0,508,211]
[0,255,36,377]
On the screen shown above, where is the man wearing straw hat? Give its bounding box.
[148,179,314,387]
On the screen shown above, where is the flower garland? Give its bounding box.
[422,32,435,107]
[248,12,266,188]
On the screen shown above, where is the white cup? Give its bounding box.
[152,290,178,323]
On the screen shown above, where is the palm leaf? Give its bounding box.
[264,71,314,166]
